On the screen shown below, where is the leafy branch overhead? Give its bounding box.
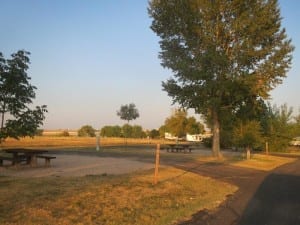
[0,50,47,142]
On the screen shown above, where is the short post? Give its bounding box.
[246,146,251,160]
[153,144,160,185]
[265,141,269,155]
[96,131,100,151]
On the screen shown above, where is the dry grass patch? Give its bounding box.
[0,136,174,149]
[231,154,296,171]
[0,167,237,225]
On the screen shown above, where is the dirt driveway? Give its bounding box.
[0,153,154,177]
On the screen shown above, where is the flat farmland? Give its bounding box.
[0,136,173,149]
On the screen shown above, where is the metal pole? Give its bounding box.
[153,144,160,185]
[96,132,100,151]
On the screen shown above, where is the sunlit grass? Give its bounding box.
[0,167,237,225]
[231,154,296,171]
[0,136,175,149]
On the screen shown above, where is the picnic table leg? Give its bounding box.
[12,153,20,166]
[30,155,38,167]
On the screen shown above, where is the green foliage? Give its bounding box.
[122,124,132,138]
[117,103,139,123]
[291,110,300,137]
[131,125,146,138]
[165,109,188,138]
[203,137,212,148]
[35,129,44,136]
[164,109,204,138]
[261,103,295,151]
[149,129,160,139]
[100,124,146,139]
[121,124,146,138]
[149,0,294,156]
[233,120,263,151]
[158,125,168,138]
[0,50,47,142]
[78,125,96,137]
[100,125,122,137]
[186,117,204,135]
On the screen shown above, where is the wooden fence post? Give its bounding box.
[266,141,269,155]
[153,144,160,185]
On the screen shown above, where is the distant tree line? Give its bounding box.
[100,124,147,139]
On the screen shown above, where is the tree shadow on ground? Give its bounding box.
[175,159,300,225]
[237,173,300,225]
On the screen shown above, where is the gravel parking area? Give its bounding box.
[0,154,154,177]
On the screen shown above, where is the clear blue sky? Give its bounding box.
[0,0,299,130]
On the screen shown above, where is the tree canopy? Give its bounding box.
[0,50,47,142]
[149,0,294,157]
[164,109,204,138]
[78,125,96,137]
[117,103,139,123]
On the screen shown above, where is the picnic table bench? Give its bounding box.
[0,156,14,165]
[164,144,192,153]
[36,155,56,167]
[1,149,55,167]
[0,155,28,166]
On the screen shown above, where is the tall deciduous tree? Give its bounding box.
[0,50,47,142]
[149,0,294,157]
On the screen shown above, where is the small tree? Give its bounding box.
[158,125,168,138]
[164,109,204,139]
[186,117,204,135]
[117,103,139,124]
[233,120,263,159]
[78,125,96,137]
[261,103,294,151]
[164,109,188,138]
[149,129,160,139]
[0,50,47,142]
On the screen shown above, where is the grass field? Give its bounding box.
[0,136,175,149]
[0,167,237,225]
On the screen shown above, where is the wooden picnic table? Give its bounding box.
[2,148,49,167]
[165,144,192,153]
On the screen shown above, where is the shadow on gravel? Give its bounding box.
[238,173,300,225]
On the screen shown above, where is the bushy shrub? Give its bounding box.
[100,126,122,137]
[203,137,212,148]
[60,130,70,137]
[78,125,96,137]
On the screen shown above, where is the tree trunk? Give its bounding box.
[1,111,4,130]
[1,105,5,130]
[212,109,221,158]
[246,146,251,160]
